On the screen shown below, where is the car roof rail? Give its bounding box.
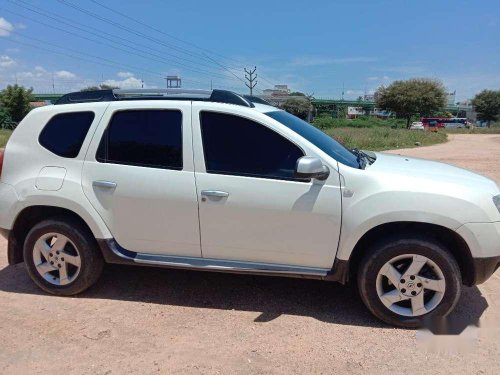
[54,88,254,107]
[243,95,273,106]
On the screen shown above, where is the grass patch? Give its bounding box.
[324,127,448,151]
[313,116,407,129]
[0,129,12,148]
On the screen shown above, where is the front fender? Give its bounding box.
[336,190,487,261]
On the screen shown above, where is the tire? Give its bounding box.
[23,217,104,296]
[357,236,462,328]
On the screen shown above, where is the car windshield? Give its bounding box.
[265,110,360,169]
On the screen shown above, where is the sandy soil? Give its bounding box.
[0,134,499,374]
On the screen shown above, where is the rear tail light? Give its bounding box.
[0,149,4,179]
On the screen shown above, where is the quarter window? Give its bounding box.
[200,111,304,180]
[39,111,95,158]
[96,110,182,170]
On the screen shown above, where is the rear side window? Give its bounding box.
[200,111,304,181]
[39,111,95,158]
[96,110,182,170]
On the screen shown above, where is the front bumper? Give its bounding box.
[471,255,500,285]
[456,221,500,285]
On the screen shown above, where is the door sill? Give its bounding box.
[97,238,330,279]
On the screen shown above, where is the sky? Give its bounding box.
[0,0,499,101]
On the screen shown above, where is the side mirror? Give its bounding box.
[295,156,330,181]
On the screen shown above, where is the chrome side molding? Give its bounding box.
[134,253,329,277]
[99,239,329,278]
[97,239,347,282]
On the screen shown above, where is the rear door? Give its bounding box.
[82,101,201,257]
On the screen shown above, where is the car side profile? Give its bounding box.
[0,88,499,328]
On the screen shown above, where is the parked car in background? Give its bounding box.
[409,121,425,130]
[421,117,467,129]
[1,89,499,328]
[443,118,467,129]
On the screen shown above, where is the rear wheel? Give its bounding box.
[23,217,104,296]
[357,237,462,328]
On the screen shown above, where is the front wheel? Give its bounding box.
[357,237,462,328]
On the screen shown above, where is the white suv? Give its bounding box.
[1,89,499,328]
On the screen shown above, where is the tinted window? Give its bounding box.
[265,110,360,169]
[200,111,304,180]
[39,111,95,158]
[96,110,182,170]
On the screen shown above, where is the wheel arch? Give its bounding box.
[8,205,101,265]
[346,221,475,286]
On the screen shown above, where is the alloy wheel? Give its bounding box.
[32,232,82,286]
[376,254,446,317]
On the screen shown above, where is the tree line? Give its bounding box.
[281,79,500,128]
[1,81,499,129]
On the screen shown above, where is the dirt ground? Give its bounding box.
[0,134,499,374]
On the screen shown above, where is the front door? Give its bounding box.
[192,104,342,269]
[82,102,201,257]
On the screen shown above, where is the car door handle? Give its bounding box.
[201,190,229,198]
[93,180,117,189]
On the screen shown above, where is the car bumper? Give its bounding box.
[456,221,500,285]
[471,255,500,285]
[0,182,19,230]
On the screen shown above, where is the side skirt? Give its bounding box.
[97,239,349,283]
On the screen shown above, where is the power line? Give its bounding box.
[1,30,246,93]
[4,0,266,93]
[1,7,234,81]
[56,0,246,78]
[5,1,244,82]
[53,0,248,87]
[88,0,246,70]
[0,29,203,86]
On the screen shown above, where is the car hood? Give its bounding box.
[369,152,499,194]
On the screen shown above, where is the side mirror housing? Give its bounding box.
[295,156,330,181]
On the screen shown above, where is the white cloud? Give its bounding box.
[0,55,16,68]
[11,66,81,91]
[373,66,426,75]
[117,71,134,78]
[101,73,144,89]
[290,56,378,67]
[367,75,390,81]
[346,89,364,95]
[55,70,76,79]
[0,18,14,37]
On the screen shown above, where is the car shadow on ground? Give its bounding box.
[0,263,489,330]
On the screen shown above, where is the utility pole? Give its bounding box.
[244,66,257,96]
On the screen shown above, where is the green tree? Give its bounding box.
[0,84,34,123]
[376,78,446,128]
[0,108,14,128]
[472,90,500,126]
[289,91,306,97]
[282,97,312,120]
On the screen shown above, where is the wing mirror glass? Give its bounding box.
[295,156,330,180]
